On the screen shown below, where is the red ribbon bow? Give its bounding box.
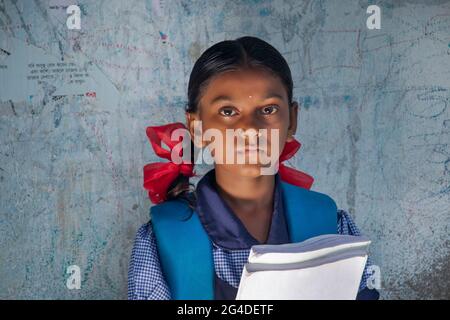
[278,138,314,190]
[143,122,196,204]
[143,122,314,204]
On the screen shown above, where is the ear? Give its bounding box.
[286,101,299,142]
[186,111,204,148]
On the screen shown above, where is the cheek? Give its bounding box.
[265,128,287,158]
[265,121,289,150]
[267,119,289,142]
[275,109,292,148]
[197,112,228,133]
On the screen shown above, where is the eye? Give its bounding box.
[260,105,279,115]
[219,106,238,117]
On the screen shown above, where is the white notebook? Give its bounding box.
[235,234,371,300]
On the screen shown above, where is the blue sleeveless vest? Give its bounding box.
[150,181,338,300]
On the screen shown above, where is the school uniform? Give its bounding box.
[128,168,379,300]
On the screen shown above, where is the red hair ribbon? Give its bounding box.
[143,123,314,204]
[278,138,314,190]
[143,122,195,204]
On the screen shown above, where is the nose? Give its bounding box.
[235,115,262,137]
[235,121,264,149]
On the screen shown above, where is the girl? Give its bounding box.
[128,36,379,300]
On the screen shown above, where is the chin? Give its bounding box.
[223,163,273,178]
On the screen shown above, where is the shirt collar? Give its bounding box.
[195,169,290,250]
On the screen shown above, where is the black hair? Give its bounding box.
[166,36,295,207]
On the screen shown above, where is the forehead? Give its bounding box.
[200,68,288,103]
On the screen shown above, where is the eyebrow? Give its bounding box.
[209,92,285,105]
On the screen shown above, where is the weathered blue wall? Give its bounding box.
[0,0,449,299]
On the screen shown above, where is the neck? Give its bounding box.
[213,167,275,215]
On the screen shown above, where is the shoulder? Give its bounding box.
[128,221,171,300]
[128,221,159,284]
[280,182,337,212]
[281,183,338,238]
[150,198,193,222]
[134,221,153,241]
[130,221,157,257]
[337,208,362,236]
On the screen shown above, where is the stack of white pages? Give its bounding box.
[235,234,371,300]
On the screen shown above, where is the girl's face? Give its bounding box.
[187,67,298,178]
